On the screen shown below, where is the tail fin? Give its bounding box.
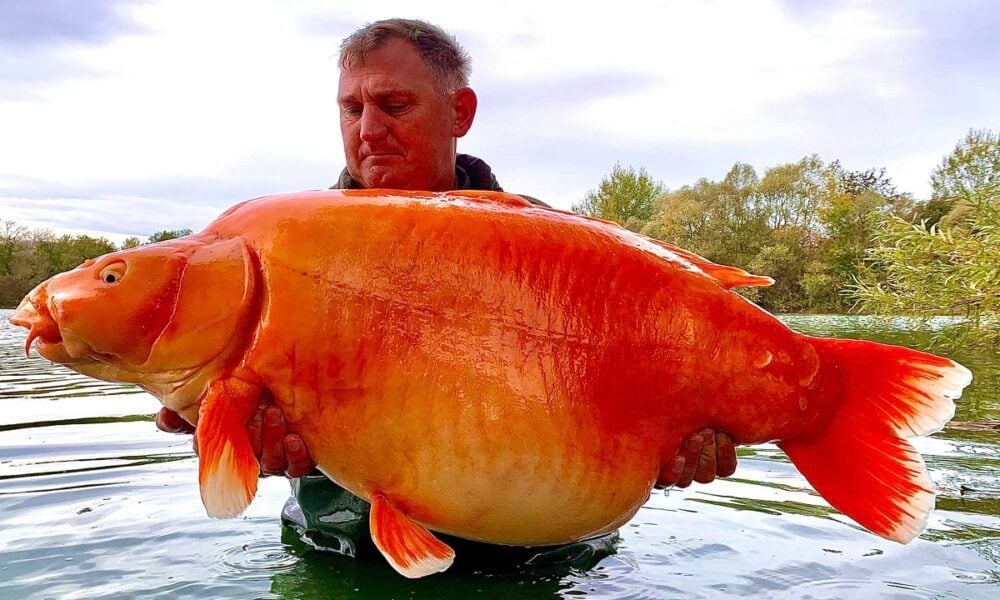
[779,338,972,543]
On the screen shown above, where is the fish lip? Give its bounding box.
[10,296,36,329]
[12,295,67,358]
[9,314,31,328]
[27,328,67,359]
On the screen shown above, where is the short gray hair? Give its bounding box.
[339,19,472,91]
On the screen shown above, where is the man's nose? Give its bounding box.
[359,107,388,142]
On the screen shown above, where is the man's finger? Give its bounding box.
[655,455,686,489]
[677,460,697,488]
[155,407,195,434]
[716,432,738,477]
[693,429,717,484]
[284,434,315,478]
[676,433,702,488]
[248,407,264,459]
[259,406,288,476]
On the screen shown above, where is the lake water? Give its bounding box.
[0,310,997,599]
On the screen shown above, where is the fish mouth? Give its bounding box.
[12,297,55,355]
[11,295,89,364]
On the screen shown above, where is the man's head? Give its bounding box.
[337,19,477,191]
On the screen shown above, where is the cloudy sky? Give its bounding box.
[1,0,998,243]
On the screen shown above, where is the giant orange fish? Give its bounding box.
[11,190,972,578]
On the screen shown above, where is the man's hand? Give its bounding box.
[655,429,737,489]
[155,404,315,479]
[155,406,195,434]
[247,405,315,478]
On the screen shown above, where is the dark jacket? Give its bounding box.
[332,154,549,207]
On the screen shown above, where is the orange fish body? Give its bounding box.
[12,190,972,578]
[222,191,830,543]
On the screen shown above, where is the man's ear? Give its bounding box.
[452,87,477,138]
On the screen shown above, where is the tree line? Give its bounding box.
[0,228,191,307]
[575,129,999,350]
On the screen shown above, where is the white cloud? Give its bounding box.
[0,1,341,188]
[575,3,908,142]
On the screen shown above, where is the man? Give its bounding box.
[157,18,737,563]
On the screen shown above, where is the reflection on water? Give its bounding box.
[0,310,997,599]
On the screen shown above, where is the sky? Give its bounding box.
[1,0,998,244]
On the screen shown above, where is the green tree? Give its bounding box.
[34,235,117,278]
[911,197,955,228]
[655,163,769,270]
[849,131,1000,350]
[121,237,142,249]
[758,154,826,233]
[847,200,999,350]
[746,226,815,311]
[577,136,999,320]
[920,129,1000,229]
[749,156,832,310]
[819,164,910,289]
[656,177,724,254]
[573,164,664,231]
[930,128,1000,203]
[0,221,32,306]
[800,260,839,308]
[0,220,29,277]
[650,157,833,311]
[148,229,193,243]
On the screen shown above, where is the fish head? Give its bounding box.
[11,235,259,391]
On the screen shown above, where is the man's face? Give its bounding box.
[338,38,472,191]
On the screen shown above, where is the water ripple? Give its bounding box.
[216,539,301,576]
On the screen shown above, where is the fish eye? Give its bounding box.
[99,262,127,285]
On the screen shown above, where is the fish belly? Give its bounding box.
[291,376,667,545]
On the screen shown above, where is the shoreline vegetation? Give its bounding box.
[3,131,997,350]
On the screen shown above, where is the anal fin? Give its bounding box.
[370,493,455,578]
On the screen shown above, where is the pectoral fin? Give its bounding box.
[196,378,261,518]
[370,493,455,578]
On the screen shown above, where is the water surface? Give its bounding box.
[1,311,997,599]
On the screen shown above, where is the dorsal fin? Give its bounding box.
[647,239,774,290]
